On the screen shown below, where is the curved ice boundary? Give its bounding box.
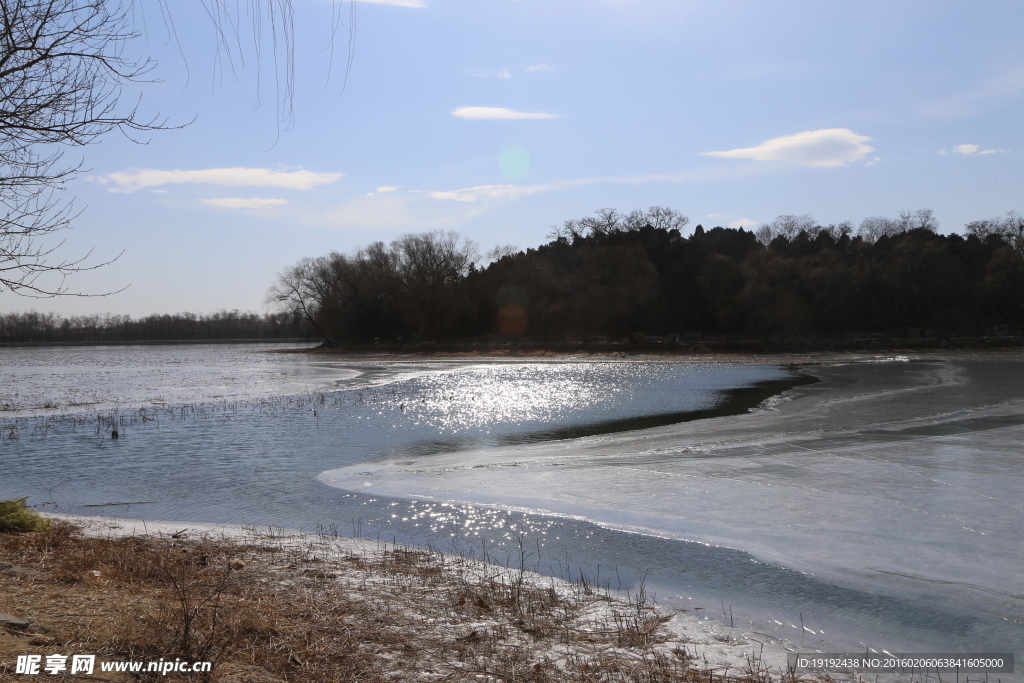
[321,359,1024,647]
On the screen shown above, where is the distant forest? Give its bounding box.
[0,310,311,344]
[6,207,1023,348]
[264,207,1024,347]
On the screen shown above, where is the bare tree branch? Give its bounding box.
[2,0,354,297]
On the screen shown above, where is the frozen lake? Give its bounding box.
[2,344,1022,669]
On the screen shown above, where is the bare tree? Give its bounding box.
[392,231,478,289]
[548,206,689,241]
[2,0,351,297]
[965,210,1022,240]
[267,231,480,344]
[264,255,344,345]
[966,210,1024,257]
[857,208,938,242]
[0,0,167,295]
[483,243,519,265]
[754,214,817,245]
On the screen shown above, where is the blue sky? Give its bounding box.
[5,0,1023,316]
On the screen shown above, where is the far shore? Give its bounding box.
[281,334,1024,359]
[279,342,1024,367]
[4,334,1024,357]
[0,338,316,348]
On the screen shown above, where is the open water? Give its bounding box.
[1,344,1022,671]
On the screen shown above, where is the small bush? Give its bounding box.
[0,497,51,532]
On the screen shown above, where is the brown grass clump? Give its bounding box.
[1,521,798,682]
[0,498,51,532]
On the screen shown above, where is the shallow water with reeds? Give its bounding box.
[2,344,1022,673]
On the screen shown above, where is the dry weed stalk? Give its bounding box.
[1,522,805,682]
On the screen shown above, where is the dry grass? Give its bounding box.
[1,521,802,682]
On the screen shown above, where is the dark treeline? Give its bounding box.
[0,310,312,344]
[267,207,1024,347]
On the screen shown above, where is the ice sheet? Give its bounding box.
[321,358,1024,655]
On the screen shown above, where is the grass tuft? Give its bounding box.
[0,497,51,532]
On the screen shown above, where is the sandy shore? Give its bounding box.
[0,513,812,681]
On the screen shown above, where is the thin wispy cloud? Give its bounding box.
[354,0,427,7]
[468,68,512,79]
[310,192,489,231]
[469,65,552,79]
[703,214,756,228]
[921,67,1024,119]
[429,184,548,202]
[104,167,343,193]
[428,168,739,203]
[308,165,746,232]
[940,144,1009,156]
[702,128,873,168]
[452,106,559,120]
[200,197,289,209]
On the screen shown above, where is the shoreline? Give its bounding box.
[4,334,1021,355]
[281,345,1024,366]
[284,335,1024,358]
[0,339,317,348]
[1,513,807,681]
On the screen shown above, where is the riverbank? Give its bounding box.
[1,515,803,682]
[0,339,316,348]
[288,335,1024,357]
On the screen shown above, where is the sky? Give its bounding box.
[3,0,1023,316]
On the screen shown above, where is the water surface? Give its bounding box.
[2,345,1021,670]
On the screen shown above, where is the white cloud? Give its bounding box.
[451,106,559,120]
[468,68,512,79]
[948,144,1009,156]
[427,167,743,205]
[525,64,552,73]
[865,156,881,167]
[106,167,343,193]
[701,128,874,168]
[200,197,289,209]
[728,218,758,228]
[354,0,427,7]
[306,165,747,230]
[428,184,547,202]
[310,192,489,231]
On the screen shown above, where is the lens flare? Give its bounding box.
[497,303,527,335]
[499,143,530,181]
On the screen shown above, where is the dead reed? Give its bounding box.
[0,520,809,682]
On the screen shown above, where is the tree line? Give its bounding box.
[0,310,311,344]
[267,207,1024,346]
